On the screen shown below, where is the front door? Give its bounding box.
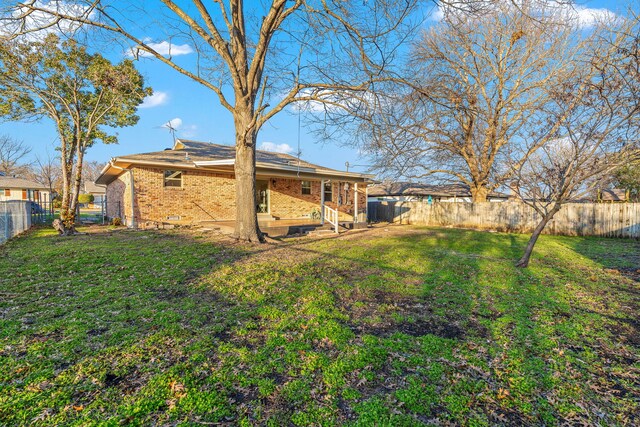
[256,180,269,213]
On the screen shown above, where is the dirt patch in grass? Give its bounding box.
[383,319,464,339]
[339,288,478,340]
[612,267,640,282]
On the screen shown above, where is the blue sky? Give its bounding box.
[1,0,627,175]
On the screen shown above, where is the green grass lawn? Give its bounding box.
[1,225,638,426]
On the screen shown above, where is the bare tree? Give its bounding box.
[511,15,640,267]
[0,134,31,177]
[344,1,601,202]
[2,0,419,242]
[29,148,62,196]
[81,160,105,185]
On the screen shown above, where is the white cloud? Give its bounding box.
[162,117,183,130]
[139,91,168,109]
[259,142,295,154]
[128,40,194,58]
[429,1,616,29]
[572,6,617,28]
[6,0,95,41]
[292,98,326,113]
[160,118,197,138]
[181,124,198,138]
[290,88,350,113]
[291,88,384,117]
[428,4,444,21]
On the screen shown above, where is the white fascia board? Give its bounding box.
[194,159,236,166]
[255,162,374,180]
[256,162,315,173]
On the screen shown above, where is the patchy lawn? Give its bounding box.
[0,225,638,426]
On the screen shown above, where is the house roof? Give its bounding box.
[368,182,510,199]
[96,139,373,185]
[84,182,106,194]
[600,188,628,202]
[0,176,48,190]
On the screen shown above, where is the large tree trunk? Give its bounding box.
[68,146,85,222]
[470,185,489,203]
[516,205,562,268]
[233,115,263,243]
[56,141,76,235]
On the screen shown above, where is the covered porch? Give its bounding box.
[200,218,366,238]
[252,175,369,234]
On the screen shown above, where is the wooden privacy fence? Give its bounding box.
[367,201,640,238]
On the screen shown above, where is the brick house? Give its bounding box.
[367,182,510,203]
[95,139,372,227]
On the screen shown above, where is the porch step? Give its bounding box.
[257,213,275,221]
[307,229,338,237]
[196,219,367,238]
[318,221,364,231]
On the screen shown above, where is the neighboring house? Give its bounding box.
[0,176,50,203]
[83,182,107,207]
[598,188,629,203]
[367,182,510,203]
[95,139,372,227]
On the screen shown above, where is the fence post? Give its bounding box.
[2,202,7,243]
[365,201,640,238]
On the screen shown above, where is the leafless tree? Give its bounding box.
[0,134,31,177]
[81,160,104,185]
[340,1,606,202]
[29,147,62,195]
[511,14,640,267]
[1,0,421,242]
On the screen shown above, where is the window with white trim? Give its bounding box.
[163,170,183,187]
[301,180,311,195]
[323,181,332,202]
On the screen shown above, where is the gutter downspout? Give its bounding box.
[108,161,136,229]
[365,185,369,223]
[128,169,136,229]
[354,182,358,225]
[320,179,325,225]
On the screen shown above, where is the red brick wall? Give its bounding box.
[106,167,368,224]
[106,175,128,221]
[269,179,368,221]
[269,178,321,219]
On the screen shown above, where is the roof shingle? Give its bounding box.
[119,140,339,173]
[368,182,509,199]
[0,176,48,190]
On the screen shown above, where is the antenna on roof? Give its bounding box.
[156,119,178,144]
[296,61,302,177]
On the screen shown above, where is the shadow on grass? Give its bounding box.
[1,225,638,426]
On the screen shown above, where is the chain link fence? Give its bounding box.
[1,198,113,245]
[1,201,32,245]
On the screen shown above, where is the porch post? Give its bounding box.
[365,185,369,222]
[320,179,325,225]
[354,182,358,224]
